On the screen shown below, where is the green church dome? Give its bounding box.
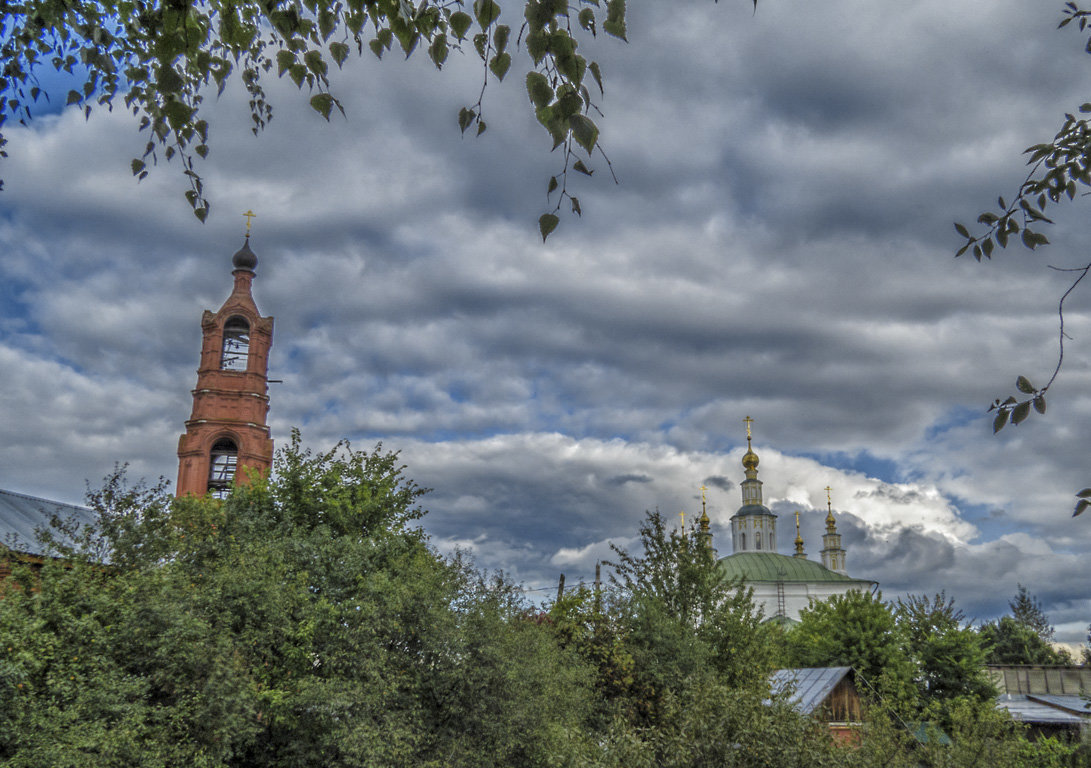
[730,503,775,519]
[718,552,872,584]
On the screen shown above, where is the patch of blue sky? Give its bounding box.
[5,62,93,121]
[802,449,904,485]
[925,406,983,439]
[949,497,1025,541]
[0,276,35,329]
[445,382,471,404]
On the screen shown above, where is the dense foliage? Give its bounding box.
[0,434,593,766]
[0,446,1084,766]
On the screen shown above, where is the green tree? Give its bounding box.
[783,590,916,710]
[893,593,995,719]
[1,0,633,238]
[0,433,596,767]
[584,511,841,767]
[979,616,1070,666]
[607,511,773,692]
[1009,583,1055,643]
[978,585,1071,666]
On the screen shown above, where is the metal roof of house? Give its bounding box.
[769,667,852,715]
[996,694,1087,725]
[719,552,874,584]
[0,488,96,557]
[1026,694,1091,716]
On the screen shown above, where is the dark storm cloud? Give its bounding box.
[703,476,733,493]
[607,474,654,487]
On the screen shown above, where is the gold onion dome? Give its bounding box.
[741,415,759,471]
[742,446,759,471]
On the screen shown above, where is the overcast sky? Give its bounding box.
[2,0,1090,643]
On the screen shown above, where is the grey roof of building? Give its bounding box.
[1026,694,1091,716]
[996,694,1087,725]
[0,488,96,557]
[769,667,852,715]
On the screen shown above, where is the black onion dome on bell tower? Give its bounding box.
[232,235,258,272]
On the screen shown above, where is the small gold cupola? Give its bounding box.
[819,486,847,574]
[730,416,777,554]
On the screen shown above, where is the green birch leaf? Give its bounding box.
[489,52,510,80]
[1011,401,1031,425]
[526,72,552,108]
[539,213,559,242]
[276,50,295,76]
[450,11,472,39]
[569,114,598,154]
[429,34,448,68]
[458,107,475,133]
[1016,375,1036,394]
[329,41,349,67]
[473,0,501,28]
[1075,499,1090,517]
[493,24,509,53]
[993,410,1007,433]
[310,92,334,120]
[578,8,595,33]
[589,61,604,95]
[603,0,626,40]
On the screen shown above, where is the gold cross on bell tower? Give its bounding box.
[243,209,257,234]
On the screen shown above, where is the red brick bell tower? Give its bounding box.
[176,231,274,497]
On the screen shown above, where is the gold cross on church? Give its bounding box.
[743,415,753,439]
[243,209,257,234]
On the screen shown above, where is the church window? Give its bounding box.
[221,316,250,371]
[740,532,746,549]
[208,438,238,497]
[756,532,762,550]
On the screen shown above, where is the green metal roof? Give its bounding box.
[718,552,873,584]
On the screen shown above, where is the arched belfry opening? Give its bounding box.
[221,316,251,371]
[208,438,239,497]
[176,228,274,497]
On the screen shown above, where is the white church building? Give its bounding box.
[716,420,875,623]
